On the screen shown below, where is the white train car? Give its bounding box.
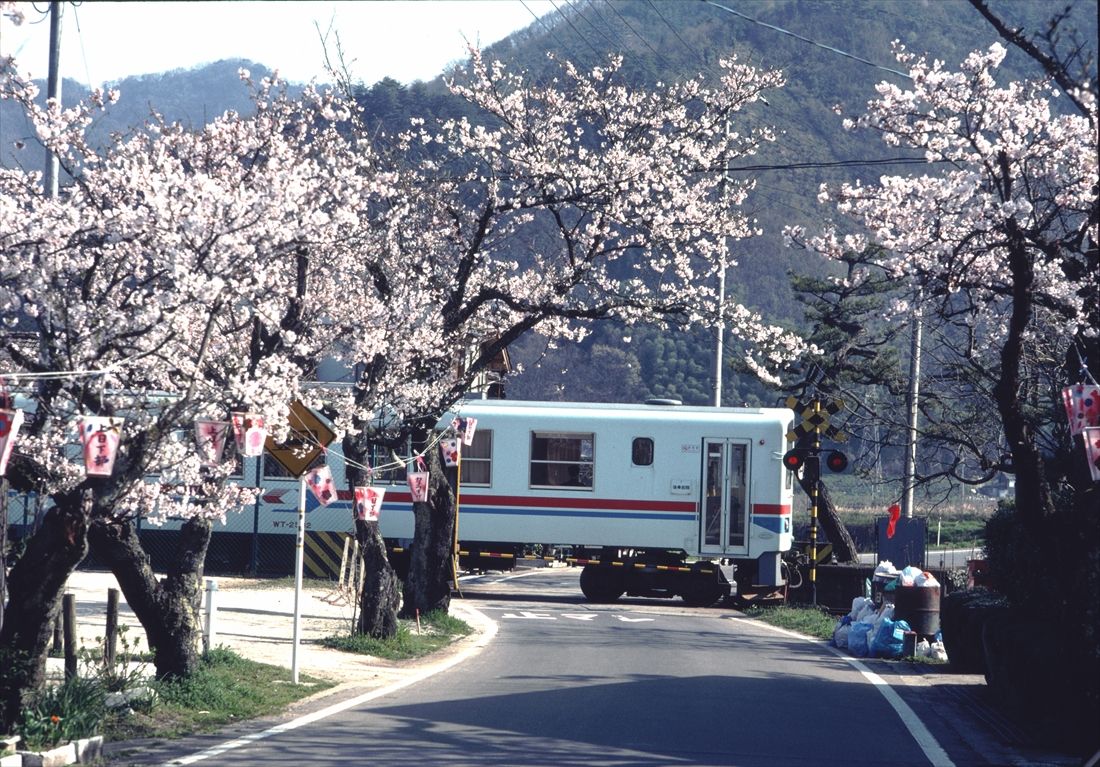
[81,399,794,605]
[438,399,795,604]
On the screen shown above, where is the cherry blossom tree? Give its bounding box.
[797,41,1096,525]
[792,37,1097,744]
[334,49,809,622]
[0,33,396,723]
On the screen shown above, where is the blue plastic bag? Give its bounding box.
[870,617,912,658]
[849,621,874,657]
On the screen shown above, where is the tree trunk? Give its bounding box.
[399,443,455,619]
[342,432,402,638]
[0,491,88,733]
[354,520,400,638]
[995,231,1055,528]
[88,515,212,680]
[797,473,859,563]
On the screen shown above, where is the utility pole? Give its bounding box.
[902,290,923,518]
[43,0,63,198]
[713,118,729,408]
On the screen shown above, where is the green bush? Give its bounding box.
[17,676,106,750]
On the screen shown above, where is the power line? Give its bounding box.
[645,0,705,68]
[603,0,673,73]
[724,156,937,173]
[549,0,604,62]
[519,0,587,66]
[701,0,911,80]
[567,0,623,59]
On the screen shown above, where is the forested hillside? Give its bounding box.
[2,0,1093,408]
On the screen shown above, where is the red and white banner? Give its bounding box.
[1083,427,1100,483]
[1063,384,1100,437]
[0,407,24,475]
[440,437,461,467]
[353,485,386,521]
[230,412,267,457]
[305,464,337,506]
[77,416,124,477]
[194,419,230,466]
[452,416,478,446]
[407,456,430,502]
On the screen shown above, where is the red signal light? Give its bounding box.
[782,449,806,472]
[826,450,848,472]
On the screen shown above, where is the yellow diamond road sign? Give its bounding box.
[264,401,336,477]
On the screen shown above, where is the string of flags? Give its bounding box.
[0,396,490,510]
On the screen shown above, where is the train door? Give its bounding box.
[699,439,749,556]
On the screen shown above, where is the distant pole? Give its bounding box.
[44,1,63,198]
[902,291,923,519]
[713,117,730,408]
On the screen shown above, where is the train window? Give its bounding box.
[631,437,654,466]
[530,432,594,489]
[462,430,492,486]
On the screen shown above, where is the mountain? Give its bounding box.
[2,1,1095,405]
[0,58,281,170]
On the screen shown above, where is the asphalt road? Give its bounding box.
[152,567,1016,767]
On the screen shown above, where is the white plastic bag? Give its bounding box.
[849,596,870,620]
[833,622,852,649]
[914,571,941,588]
[930,641,948,662]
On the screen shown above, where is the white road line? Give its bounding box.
[732,617,955,767]
[163,605,498,766]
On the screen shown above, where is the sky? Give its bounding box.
[1,1,554,87]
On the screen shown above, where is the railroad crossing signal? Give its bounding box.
[785,396,848,443]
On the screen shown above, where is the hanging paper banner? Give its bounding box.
[230,411,267,457]
[0,407,25,476]
[353,485,386,522]
[77,416,124,477]
[1063,384,1100,437]
[407,456,430,502]
[305,464,337,506]
[1083,427,1100,483]
[452,416,478,446]
[193,419,230,467]
[440,437,461,467]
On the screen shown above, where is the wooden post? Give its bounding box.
[105,588,119,667]
[51,616,63,655]
[62,593,77,680]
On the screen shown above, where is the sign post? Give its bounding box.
[292,474,306,684]
[264,401,336,685]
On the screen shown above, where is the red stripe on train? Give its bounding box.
[752,504,791,515]
[460,494,696,513]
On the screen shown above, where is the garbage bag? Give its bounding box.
[849,621,875,657]
[849,596,870,620]
[833,621,852,649]
[914,571,940,588]
[870,617,911,659]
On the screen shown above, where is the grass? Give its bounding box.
[95,608,472,745]
[793,497,995,552]
[743,604,837,640]
[102,648,334,742]
[320,610,472,660]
